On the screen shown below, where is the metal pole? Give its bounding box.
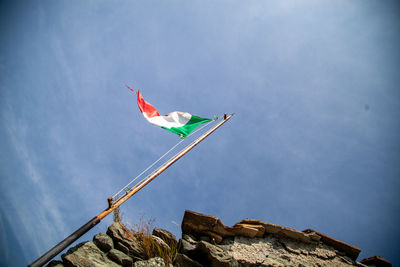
[28,113,233,267]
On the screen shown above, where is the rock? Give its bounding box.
[46,260,64,267]
[262,255,290,267]
[108,248,133,266]
[360,255,392,267]
[179,238,197,255]
[152,235,171,253]
[182,210,233,240]
[199,235,211,242]
[181,210,264,243]
[227,235,359,267]
[232,223,265,238]
[106,222,132,244]
[179,234,199,255]
[107,222,145,259]
[62,241,119,267]
[182,234,198,244]
[302,229,321,242]
[240,219,317,244]
[174,253,202,267]
[93,233,113,253]
[152,228,178,248]
[203,231,223,244]
[134,257,165,267]
[303,229,361,261]
[115,241,130,255]
[189,240,238,267]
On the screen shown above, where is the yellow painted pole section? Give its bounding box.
[97,114,233,220]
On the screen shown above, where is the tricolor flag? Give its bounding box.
[126,84,213,138]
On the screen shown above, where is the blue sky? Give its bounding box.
[1,1,399,266]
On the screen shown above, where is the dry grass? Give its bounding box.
[113,206,122,223]
[124,217,179,265]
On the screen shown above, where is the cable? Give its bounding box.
[112,117,219,201]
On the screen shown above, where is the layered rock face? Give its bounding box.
[48,222,172,267]
[179,210,360,267]
[46,210,392,267]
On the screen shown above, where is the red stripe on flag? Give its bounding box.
[137,89,160,118]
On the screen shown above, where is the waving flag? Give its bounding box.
[126,84,212,138]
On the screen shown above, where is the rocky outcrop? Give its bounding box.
[133,257,165,267]
[93,233,113,253]
[239,219,320,244]
[360,255,393,267]
[46,210,393,267]
[153,227,178,248]
[152,235,171,254]
[108,248,134,267]
[303,229,361,261]
[106,222,145,260]
[179,210,392,267]
[181,210,265,243]
[180,210,356,266]
[61,241,120,267]
[174,253,202,267]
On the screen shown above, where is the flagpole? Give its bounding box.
[28,113,233,267]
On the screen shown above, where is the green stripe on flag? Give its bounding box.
[162,115,212,138]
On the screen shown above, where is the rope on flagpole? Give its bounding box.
[112,116,220,202]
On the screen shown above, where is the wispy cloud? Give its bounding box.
[1,103,68,258]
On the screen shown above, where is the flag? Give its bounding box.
[136,89,213,138]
